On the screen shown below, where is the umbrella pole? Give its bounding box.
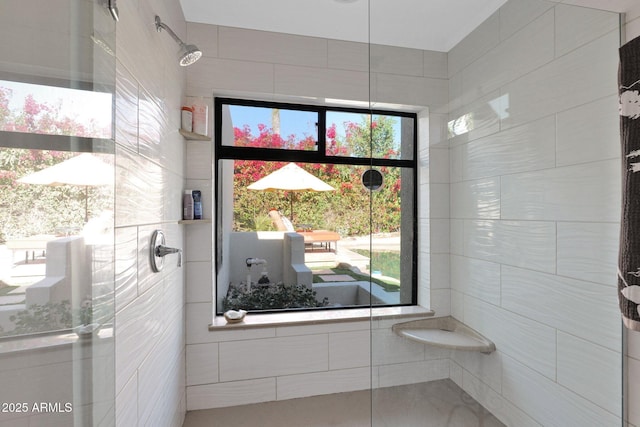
[290,193,293,222]
[85,186,89,223]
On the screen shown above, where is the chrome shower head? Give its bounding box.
[155,15,202,66]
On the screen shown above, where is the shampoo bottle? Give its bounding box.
[183,190,194,220]
[192,190,202,220]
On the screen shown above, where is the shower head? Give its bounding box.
[154,15,202,66]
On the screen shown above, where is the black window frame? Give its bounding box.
[214,97,418,313]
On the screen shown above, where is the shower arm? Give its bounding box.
[155,16,188,49]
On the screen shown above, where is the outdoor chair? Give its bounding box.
[268,209,340,252]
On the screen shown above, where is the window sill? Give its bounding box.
[209,306,434,331]
[0,327,113,355]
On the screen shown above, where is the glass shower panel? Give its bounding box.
[369,1,622,426]
[0,1,116,426]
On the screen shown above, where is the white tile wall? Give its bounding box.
[556,95,620,166]
[449,3,622,426]
[218,335,329,382]
[179,3,627,426]
[113,0,187,425]
[557,332,621,414]
[556,222,619,285]
[502,356,620,427]
[276,367,371,400]
[464,220,556,273]
[464,297,557,380]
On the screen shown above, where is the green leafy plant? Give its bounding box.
[223,283,329,311]
[7,300,73,335]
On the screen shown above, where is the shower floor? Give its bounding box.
[182,379,505,427]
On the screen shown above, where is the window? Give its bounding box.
[214,98,417,313]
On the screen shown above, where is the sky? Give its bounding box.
[229,104,401,145]
[0,79,113,136]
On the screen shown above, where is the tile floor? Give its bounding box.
[183,379,505,427]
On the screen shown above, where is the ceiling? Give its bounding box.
[179,0,637,52]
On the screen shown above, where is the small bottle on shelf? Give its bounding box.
[192,190,202,220]
[183,190,194,220]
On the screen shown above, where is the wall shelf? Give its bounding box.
[179,219,212,224]
[179,129,210,141]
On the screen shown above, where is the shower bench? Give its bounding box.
[393,316,495,354]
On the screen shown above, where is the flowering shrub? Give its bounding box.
[231,116,403,236]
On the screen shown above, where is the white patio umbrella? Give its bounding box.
[17,153,113,223]
[247,162,335,220]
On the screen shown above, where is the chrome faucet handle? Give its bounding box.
[150,230,182,272]
[156,245,182,267]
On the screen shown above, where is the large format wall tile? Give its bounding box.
[502,356,620,427]
[501,159,620,222]
[448,11,499,77]
[498,0,555,41]
[450,177,500,219]
[556,95,620,167]
[219,27,327,68]
[187,378,276,410]
[500,30,618,130]
[462,10,554,106]
[450,255,501,305]
[555,4,619,58]
[462,115,556,180]
[219,335,329,381]
[557,332,621,414]
[115,284,164,395]
[327,40,369,72]
[377,359,449,388]
[276,367,371,400]
[329,330,371,370]
[557,222,619,285]
[501,266,621,350]
[461,368,542,427]
[464,297,557,380]
[115,63,139,153]
[115,226,138,311]
[464,220,556,273]
[370,44,424,77]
